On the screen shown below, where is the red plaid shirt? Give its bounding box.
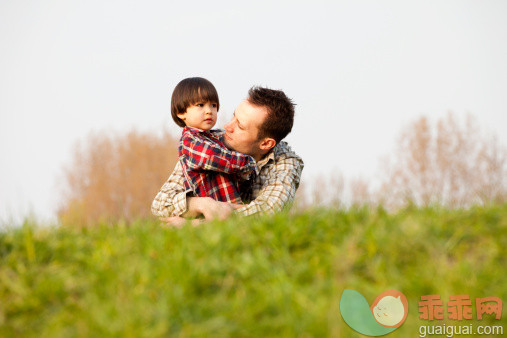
[178,126,257,204]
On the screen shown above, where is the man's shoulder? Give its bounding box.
[273,141,304,166]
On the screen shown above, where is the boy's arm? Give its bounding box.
[180,132,258,176]
[235,153,304,216]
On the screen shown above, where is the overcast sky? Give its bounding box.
[1,1,506,223]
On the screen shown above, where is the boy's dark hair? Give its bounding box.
[171,77,220,128]
[248,86,295,144]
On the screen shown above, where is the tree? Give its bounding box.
[58,129,179,226]
[378,113,506,208]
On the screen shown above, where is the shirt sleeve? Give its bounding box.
[151,161,189,217]
[180,132,258,176]
[235,154,304,216]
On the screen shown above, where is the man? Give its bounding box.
[151,86,304,224]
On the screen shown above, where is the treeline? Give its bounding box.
[58,130,179,226]
[296,113,506,209]
[58,113,506,226]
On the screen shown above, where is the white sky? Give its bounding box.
[1,1,506,223]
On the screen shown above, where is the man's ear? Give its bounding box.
[259,137,276,151]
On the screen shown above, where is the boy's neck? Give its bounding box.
[185,125,211,132]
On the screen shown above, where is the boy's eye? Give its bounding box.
[211,103,217,108]
[197,103,204,107]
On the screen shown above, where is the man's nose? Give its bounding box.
[224,121,232,132]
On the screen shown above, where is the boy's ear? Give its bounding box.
[259,137,276,151]
[177,111,186,120]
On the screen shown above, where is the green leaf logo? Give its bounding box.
[340,289,408,336]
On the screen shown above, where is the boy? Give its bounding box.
[171,77,257,206]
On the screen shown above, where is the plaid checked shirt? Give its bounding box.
[178,126,257,204]
[152,130,304,217]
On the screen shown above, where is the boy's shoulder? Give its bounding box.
[181,127,220,138]
[180,128,225,145]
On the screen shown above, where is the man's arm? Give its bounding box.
[151,161,239,219]
[152,143,304,220]
[151,161,189,218]
[235,153,304,216]
[180,132,258,175]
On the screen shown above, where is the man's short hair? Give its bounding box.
[171,77,220,128]
[248,86,295,144]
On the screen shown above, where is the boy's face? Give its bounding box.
[177,101,218,131]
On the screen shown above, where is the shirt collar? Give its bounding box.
[184,126,205,133]
[184,126,222,140]
[256,146,276,170]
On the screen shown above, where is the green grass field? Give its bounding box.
[1,205,506,337]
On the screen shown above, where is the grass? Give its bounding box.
[0,205,506,337]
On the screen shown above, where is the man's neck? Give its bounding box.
[253,154,264,162]
[253,147,274,162]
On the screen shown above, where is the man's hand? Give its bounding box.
[160,216,186,228]
[160,216,204,228]
[187,197,242,221]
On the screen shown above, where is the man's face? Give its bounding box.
[223,99,268,158]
